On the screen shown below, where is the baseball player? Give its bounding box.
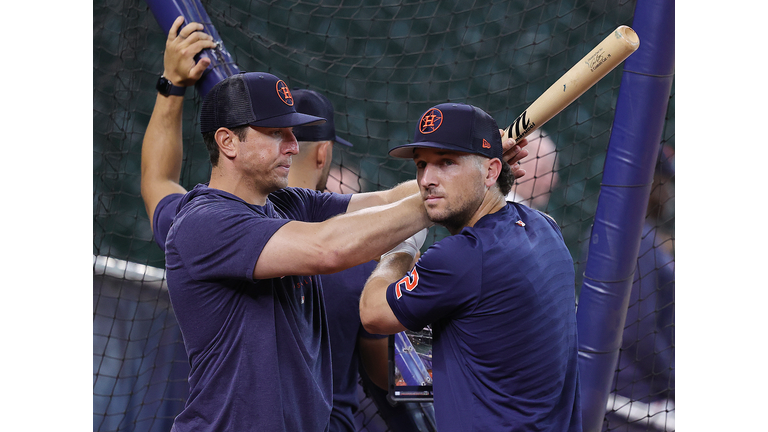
[359,103,582,432]
[163,72,433,432]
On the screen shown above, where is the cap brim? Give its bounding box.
[388,141,477,159]
[334,135,353,147]
[250,112,326,128]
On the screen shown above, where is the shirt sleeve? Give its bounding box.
[271,187,353,222]
[152,193,183,251]
[386,235,483,331]
[169,200,289,282]
[307,190,353,221]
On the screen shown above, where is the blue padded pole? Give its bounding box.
[144,0,240,97]
[576,1,674,430]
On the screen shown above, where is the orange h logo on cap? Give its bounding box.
[419,108,443,134]
[276,80,294,106]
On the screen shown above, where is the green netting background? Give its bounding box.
[94,1,674,431]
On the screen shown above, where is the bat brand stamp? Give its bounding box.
[585,48,611,72]
[510,110,535,140]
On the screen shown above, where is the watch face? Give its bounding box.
[157,76,184,96]
[157,77,171,94]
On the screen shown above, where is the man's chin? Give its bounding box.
[427,207,474,234]
[426,209,447,225]
[267,177,289,193]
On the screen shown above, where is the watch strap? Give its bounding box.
[157,76,186,97]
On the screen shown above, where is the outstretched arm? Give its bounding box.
[254,194,430,279]
[141,16,216,231]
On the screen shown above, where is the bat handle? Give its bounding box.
[503,110,536,144]
[502,125,516,142]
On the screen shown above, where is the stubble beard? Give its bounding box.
[253,165,290,196]
[425,191,484,235]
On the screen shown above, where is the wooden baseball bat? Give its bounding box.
[504,25,640,143]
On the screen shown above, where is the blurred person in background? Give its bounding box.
[505,128,559,211]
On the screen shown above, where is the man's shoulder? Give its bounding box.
[268,187,318,208]
[177,189,245,220]
[422,233,482,269]
[511,203,562,236]
[270,187,344,205]
[270,187,352,222]
[170,188,272,241]
[510,202,556,223]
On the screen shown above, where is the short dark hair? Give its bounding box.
[202,125,250,166]
[496,159,514,196]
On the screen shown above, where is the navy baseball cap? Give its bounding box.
[291,89,353,147]
[389,103,502,160]
[200,72,326,134]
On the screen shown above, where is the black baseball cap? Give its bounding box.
[200,72,326,134]
[291,89,353,147]
[389,103,502,160]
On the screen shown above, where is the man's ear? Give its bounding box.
[215,128,238,159]
[316,141,333,169]
[485,158,502,188]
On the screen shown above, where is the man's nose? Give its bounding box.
[419,164,438,187]
[284,131,299,154]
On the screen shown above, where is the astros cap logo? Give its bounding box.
[276,80,294,106]
[419,108,443,134]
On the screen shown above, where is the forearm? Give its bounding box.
[140,93,187,227]
[359,252,412,335]
[141,17,215,228]
[254,194,429,279]
[346,180,419,213]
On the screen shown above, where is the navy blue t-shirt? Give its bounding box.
[152,192,183,251]
[386,203,582,432]
[321,262,385,432]
[154,189,384,432]
[164,184,351,432]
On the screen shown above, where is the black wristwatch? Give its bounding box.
[156,76,186,97]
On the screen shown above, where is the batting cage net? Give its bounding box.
[93,0,674,431]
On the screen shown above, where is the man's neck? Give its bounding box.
[209,167,271,206]
[458,189,507,234]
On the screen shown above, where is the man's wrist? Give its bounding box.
[156,75,186,97]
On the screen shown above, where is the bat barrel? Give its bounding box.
[503,26,640,144]
[616,25,640,48]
